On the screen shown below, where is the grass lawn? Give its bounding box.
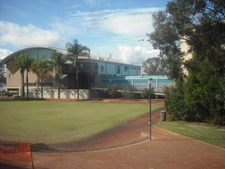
[0,101,162,144]
[155,122,225,147]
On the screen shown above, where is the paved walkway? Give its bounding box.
[31,100,225,169]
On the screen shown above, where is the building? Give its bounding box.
[0,47,138,98]
[1,46,173,99]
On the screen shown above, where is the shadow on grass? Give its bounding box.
[31,143,57,152]
[0,98,45,101]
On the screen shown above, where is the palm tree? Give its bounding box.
[50,52,66,99]
[24,56,34,98]
[9,54,34,98]
[31,55,51,98]
[66,39,90,99]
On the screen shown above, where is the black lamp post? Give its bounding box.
[148,78,153,140]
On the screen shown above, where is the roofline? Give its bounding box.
[1,46,67,64]
[0,46,140,67]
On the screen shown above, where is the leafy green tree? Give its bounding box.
[164,81,191,121]
[107,84,118,99]
[66,39,90,99]
[50,52,66,99]
[141,88,154,99]
[122,87,134,100]
[148,0,225,124]
[24,56,34,98]
[163,85,174,98]
[141,88,149,99]
[215,76,225,110]
[0,61,6,85]
[147,10,184,80]
[9,54,34,98]
[142,57,165,75]
[31,55,51,98]
[147,0,225,80]
[184,52,225,124]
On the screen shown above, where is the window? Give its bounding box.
[117,65,120,74]
[101,65,104,72]
[95,63,98,69]
[124,66,128,71]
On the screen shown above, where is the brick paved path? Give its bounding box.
[33,127,225,169]
[31,100,225,169]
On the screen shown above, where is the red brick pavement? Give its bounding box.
[31,99,225,169]
[33,126,225,169]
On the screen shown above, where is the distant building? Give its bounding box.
[1,47,144,98]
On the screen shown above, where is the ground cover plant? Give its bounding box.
[0,101,162,144]
[155,122,225,147]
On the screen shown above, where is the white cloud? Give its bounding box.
[0,21,67,49]
[0,49,13,60]
[103,14,153,35]
[63,7,163,36]
[109,45,160,65]
[49,21,80,36]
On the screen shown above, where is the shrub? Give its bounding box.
[141,88,149,99]
[107,84,118,99]
[122,87,134,100]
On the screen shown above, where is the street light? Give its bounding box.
[138,39,144,75]
[148,78,153,140]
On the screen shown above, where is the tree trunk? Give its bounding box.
[37,74,40,89]
[76,68,79,99]
[58,78,60,99]
[26,70,29,98]
[41,79,43,98]
[21,72,24,97]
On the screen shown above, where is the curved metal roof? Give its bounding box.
[0,46,136,66]
[1,46,67,64]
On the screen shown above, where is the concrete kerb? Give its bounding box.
[33,138,151,154]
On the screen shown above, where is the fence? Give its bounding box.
[0,141,34,169]
[27,88,90,99]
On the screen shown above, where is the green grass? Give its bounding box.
[155,122,225,147]
[0,101,162,144]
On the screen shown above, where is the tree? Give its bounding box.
[147,10,184,80]
[164,81,190,121]
[0,61,6,85]
[148,0,225,124]
[9,54,34,98]
[141,88,154,99]
[24,56,34,98]
[142,57,165,75]
[31,55,51,98]
[215,76,225,110]
[66,39,90,99]
[184,52,225,124]
[50,52,66,99]
[121,87,134,100]
[107,84,118,99]
[147,0,225,80]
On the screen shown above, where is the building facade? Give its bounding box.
[1,47,145,98]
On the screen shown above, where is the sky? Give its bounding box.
[0,0,168,66]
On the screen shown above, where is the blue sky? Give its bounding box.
[0,0,168,65]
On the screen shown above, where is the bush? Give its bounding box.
[121,87,134,100]
[164,81,192,121]
[141,88,149,99]
[107,84,118,99]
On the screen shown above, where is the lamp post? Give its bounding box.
[148,78,153,140]
[138,39,144,75]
